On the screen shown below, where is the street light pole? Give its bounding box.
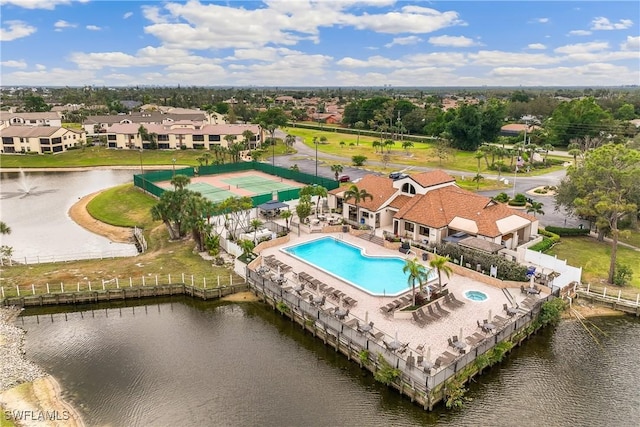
[315,138,319,182]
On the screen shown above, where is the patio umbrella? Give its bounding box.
[530,274,535,288]
[488,309,492,321]
[426,346,431,362]
[459,327,463,340]
[277,265,281,278]
[365,311,369,323]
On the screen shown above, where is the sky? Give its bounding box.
[0,0,639,87]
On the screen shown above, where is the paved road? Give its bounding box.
[269,130,582,229]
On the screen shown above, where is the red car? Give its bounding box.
[338,174,350,182]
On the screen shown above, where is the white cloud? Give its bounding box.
[568,30,592,36]
[0,20,37,41]
[384,35,422,48]
[468,50,560,66]
[123,12,133,20]
[54,20,77,31]
[86,25,102,31]
[35,64,46,70]
[621,36,640,51]
[345,5,465,34]
[3,67,97,86]
[428,35,478,47]
[0,0,73,10]
[554,41,609,54]
[0,59,27,68]
[591,17,634,30]
[536,18,549,24]
[527,43,546,50]
[489,63,638,86]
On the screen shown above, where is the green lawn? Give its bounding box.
[283,126,565,175]
[86,183,157,227]
[546,236,640,288]
[0,142,291,169]
[619,229,640,248]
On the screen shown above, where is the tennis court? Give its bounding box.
[154,170,304,202]
[221,175,295,194]
[185,182,236,203]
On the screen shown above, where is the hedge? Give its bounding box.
[529,228,560,252]
[432,243,528,282]
[544,226,590,236]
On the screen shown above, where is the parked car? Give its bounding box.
[389,171,408,180]
[338,174,350,182]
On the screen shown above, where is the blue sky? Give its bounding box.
[1,0,638,87]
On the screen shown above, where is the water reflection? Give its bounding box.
[20,300,640,427]
[0,169,138,260]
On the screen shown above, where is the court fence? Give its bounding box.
[134,162,339,211]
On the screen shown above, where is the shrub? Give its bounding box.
[374,355,400,385]
[538,298,566,326]
[494,192,510,203]
[445,378,467,409]
[433,242,528,281]
[529,228,560,252]
[544,226,590,236]
[352,154,367,166]
[613,263,633,286]
[508,193,527,206]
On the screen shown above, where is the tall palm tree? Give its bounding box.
[526,201,545,217]
[0,221,11,235]
[242,129,255,149]
[428,254,453,291]
[343,184,373,225]
[285,134,296,153]
[403,257,429,306]
[280,210,292,230]
[314,185,328,217]
[250,218,263,244]
[330,164,343,181]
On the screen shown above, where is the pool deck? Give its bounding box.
[259,231,548,364]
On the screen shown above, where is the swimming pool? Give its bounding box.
[282,236,436,296]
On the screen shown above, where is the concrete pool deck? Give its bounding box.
[259,231,548,363]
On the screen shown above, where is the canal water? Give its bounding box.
[20,299,640,427]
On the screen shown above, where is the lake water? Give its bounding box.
[0,169,139,261]
[19,299,640,427]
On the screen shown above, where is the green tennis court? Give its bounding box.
[221,175,296,194]
[185,182,236,202]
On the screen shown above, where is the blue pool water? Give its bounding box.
[282,237,436,296]
[464,290,488,301]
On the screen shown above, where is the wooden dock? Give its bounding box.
[1,283,249,308]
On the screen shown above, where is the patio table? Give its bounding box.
[483,323,496,333]
[506,307,518,316]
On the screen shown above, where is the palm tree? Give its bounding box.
[472,173,484,190]
[343,184,373,225]
[428,254,453,291]
[372,140,381,153]
[137,124,149,148]
[403,257,429,306]
[402,140,414,155]
[170,174,191,191]
[280,210,292,230]
[242,129,255,149]
[285,134,296,153]
[542,143,554,163]
[383,139,395,153]
[330,164,343,181]
[314,186,328,217]
[526,201,545,217]
[250,218,263,244]
[0,221,11,235]
[354,120,365,146]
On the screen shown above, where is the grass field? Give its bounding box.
[546,236,640,289]
[86,183,158,227]
[283,126,566,176]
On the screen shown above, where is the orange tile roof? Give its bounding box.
[342,175,397,211]
[396,186,536,237]
[387,194,412,209]
[410,170,456,188]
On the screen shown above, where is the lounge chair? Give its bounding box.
[477,320,483,329]
[521,285,527,294]
[427,305,442,320]
[416,355,424,366]
[416,343,425,354]
[417,309,433,324]
[450,293,465,306]
[412,311,427,328]
[443,294,457,309]
[448,337,455,348]
[434,301,450,316]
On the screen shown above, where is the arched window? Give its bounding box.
[402,183,416,195]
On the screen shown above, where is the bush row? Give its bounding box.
[432,242,528,282]
[529,228,561,252]
[544,226,590,236]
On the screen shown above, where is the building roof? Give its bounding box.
[108,122,260,136]
[500,123,541,133]
[342,175,398,211]
[458,237,505,254]
[395,186,537,238]
[0,125,62,137]
[84,111,206,125]
[409,170,456,188]
[0,111,61,121]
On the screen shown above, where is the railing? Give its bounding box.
[576,283,640,308]
[1,248,139,266]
